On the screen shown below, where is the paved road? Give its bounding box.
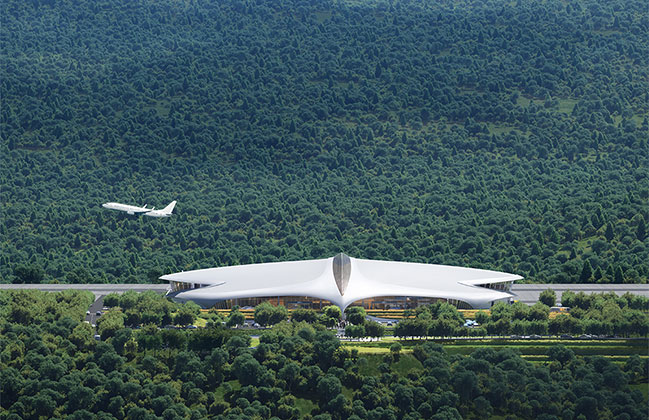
[2,283,646,307]
[511,284,649,305]
[85,295,107,325]
[0,283,170,294]
[366,315,398,324]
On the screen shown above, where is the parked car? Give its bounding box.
[96,311,102,316]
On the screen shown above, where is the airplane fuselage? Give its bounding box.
[102,200,176,217]
[144,210,172,217]
[102,202,151,215]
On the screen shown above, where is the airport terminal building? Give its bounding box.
[161,253,521,311]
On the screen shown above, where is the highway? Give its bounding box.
[510,283,649,305]
[0,283,170,294]
[1,283,647,306]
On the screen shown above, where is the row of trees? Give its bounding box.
[1,289,647,419]
[394,292,649,339]
[343,307,386,339]
[224,303,344,329]
[217,290,649,340]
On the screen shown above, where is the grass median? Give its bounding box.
[343,338,649,359]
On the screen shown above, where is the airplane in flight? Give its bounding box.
[102,201,176,217]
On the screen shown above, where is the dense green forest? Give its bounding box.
[1,0,647,284]
[1,290,648,419]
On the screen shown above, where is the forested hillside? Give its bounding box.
[1,0,647,284]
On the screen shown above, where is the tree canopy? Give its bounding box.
[1,0,647,287]
[1,290,647,419]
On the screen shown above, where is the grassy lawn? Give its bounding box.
[486,123,521,136]
[443,344,648,357]
[357,354,422,376]
[556,98,578,113]
[345,338,648,362]
[629,383,649,402]
[357,354,383,376]
[392,354,424,375]
[344,346,414,354]
[213,379,241,401]
[294,397,317,416]
[516,94,544,108]
[214,379,320,415]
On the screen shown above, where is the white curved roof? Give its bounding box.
[160,254,521,309]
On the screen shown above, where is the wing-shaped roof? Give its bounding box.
[161,258,337,301]
[345,257,519,309]
[161,254,521,309]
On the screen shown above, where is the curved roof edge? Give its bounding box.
[162,255,521,310]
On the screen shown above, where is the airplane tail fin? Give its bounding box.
[162,201,177,215]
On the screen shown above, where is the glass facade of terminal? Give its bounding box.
[200,295,473,310]
[170,281,210,292]
[169,277,509,310]
[209,296,334,310]
[477,281,514,292]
